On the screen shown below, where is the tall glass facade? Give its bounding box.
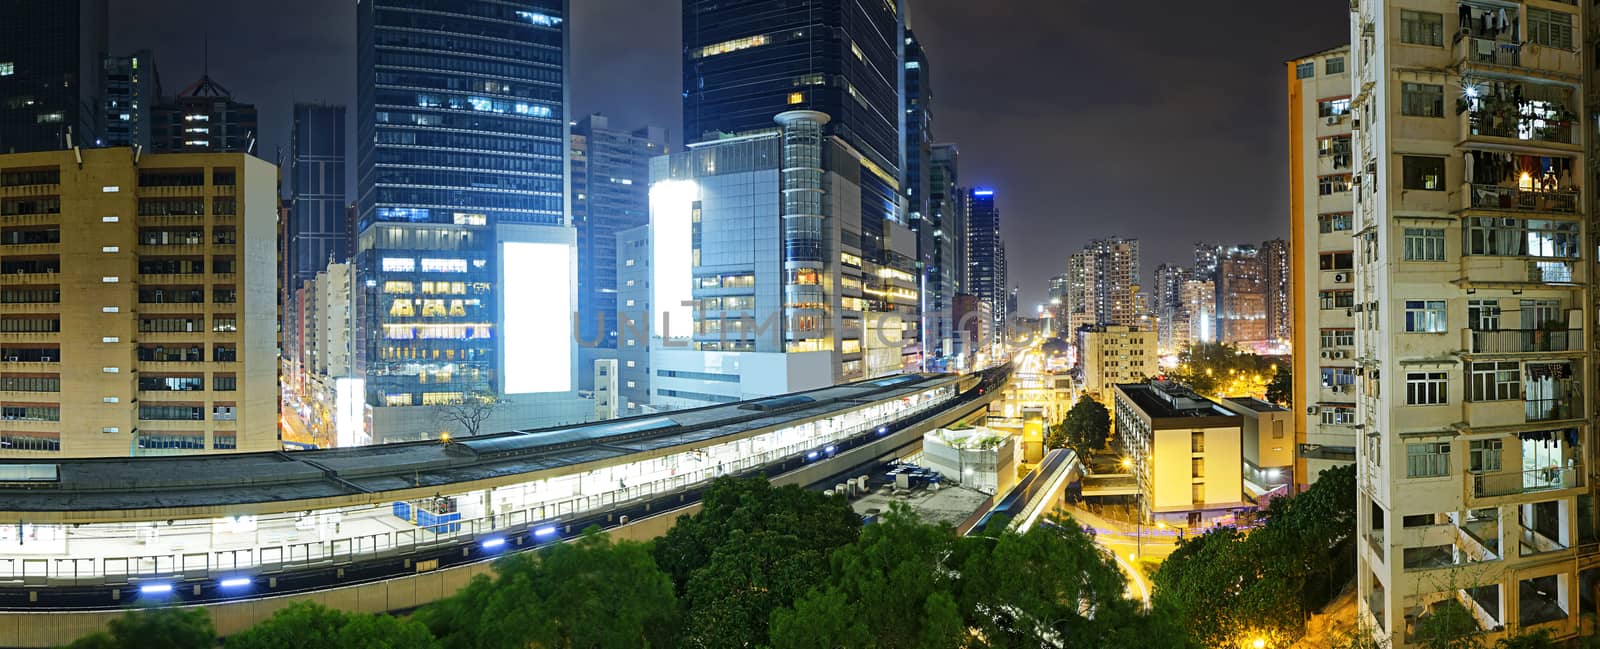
[356,0,568,407]
[289,104,348,291]
[683,0,902,177]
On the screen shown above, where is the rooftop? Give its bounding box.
[1115,381,1236,420]
[0,374,956,516]
[1223,396,1288,413]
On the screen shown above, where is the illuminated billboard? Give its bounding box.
[649,180,699,343]
[501,241,573,393]
[334,377,367,448]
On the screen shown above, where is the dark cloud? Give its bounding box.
[113,0,1347,307]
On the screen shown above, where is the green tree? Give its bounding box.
[1266,366,1293,406]
[681,528,834,648]
[653,477,862,646]
[1411,598,1484,649]
[1169,342,1276,399]
[1494,629,1558,649]
[770,505,964,649]
[228,601,438,649]
[64,607,214,649]
[1050,396,1110,458]
[418,530,677,649]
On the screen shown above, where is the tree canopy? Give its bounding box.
[64,608,214,649]
[1167,342,1278,400]
[1047,396,1111,458]
[227,602,438,649]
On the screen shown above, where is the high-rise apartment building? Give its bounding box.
[287,104,347,292]
[100,50,159,150]
[0,149,277,457]
[1261,238,1291,347]
[966,188,1006,343]
[1078,325,1156,405]
[1065,237,1141,330]
[150,75,258,153]
[1214,245,1268,346]
[570,114,666,389]
[0,0,107,154]
[647,111,918,409]
[356,0,584,441]
[1349,3,1591,643]
[1154,263,1190,355]
[1289,46,1358,492]
[1181,278,1216,346]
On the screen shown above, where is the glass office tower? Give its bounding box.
[355,0,568,409]
[684,0,917,365]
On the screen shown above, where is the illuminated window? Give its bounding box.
[787,92,804,105]
[0,63,13,76]
[420,258,468,273]
[383,281,413,294]
[694,34,770,59]
[388,299,415,317]
[452,212,486,226]
[382,257,415,272]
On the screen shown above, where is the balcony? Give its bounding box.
[1466,328,1581,354]
[1466,184,1578,213]
[0,183,59,197]
[1454,33,1582,81]
[1462,103,1578,148]
[1526,397,1579,422]
[135,184,204,197]
[1474,467,1583,498]
[1458,256,1579,287]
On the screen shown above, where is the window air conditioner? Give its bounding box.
[1334,272,1349,283]
[1321,350,1332,359]
[1307,406,1321,415]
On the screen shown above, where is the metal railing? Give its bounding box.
[1469,184,1578,213]
[1526,397,1579,422]
[1473,466,1582,498]
[1469,329,1580,353]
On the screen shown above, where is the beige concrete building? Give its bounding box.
[0,148,278,457]
[1113,381,1247,527]
[1288,45,1359,490]
[1349,2,1594,644]
[1077,324,1156,405]
[1220,396,1295,498]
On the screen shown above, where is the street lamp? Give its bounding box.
[1252,639,1266,649]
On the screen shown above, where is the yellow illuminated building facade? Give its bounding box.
[0,148,278,457]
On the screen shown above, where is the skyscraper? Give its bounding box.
[288,104,347,292]
[100,50,159,149]
[570,114,667,388]
[647,110,919,408]
[150,74,258,153]
[904,30,936,359]
[1351,2,1590,644]
[0,0,107,153]
[1214,245,1267,346]
[683,0,902,176]
[928,142,961,360]
[356,0,581,440]
[1260,237,1290,347]
[965,188,1005,343]
[683,0,915,365]
[1065,237,1141,330]
[1153,263,1190,355]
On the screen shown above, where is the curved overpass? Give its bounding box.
[0,366,1008,645]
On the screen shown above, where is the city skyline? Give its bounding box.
[106,0,1347,307]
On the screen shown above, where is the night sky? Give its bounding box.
[112,0,1349,308]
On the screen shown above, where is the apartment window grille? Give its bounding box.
[1400,10,1444,46]
[1406,372,1448,405]
[1404,300,1447,333]
[1406,442,1450,478]
[1401,84,1444,118]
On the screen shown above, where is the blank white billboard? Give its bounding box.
[501,241,572,394]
